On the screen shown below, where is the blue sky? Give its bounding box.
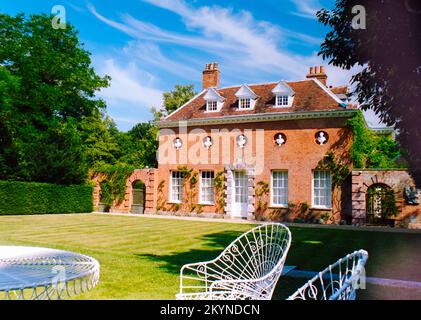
[1,0,381,131]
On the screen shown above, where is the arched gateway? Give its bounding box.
[131,180,145,214]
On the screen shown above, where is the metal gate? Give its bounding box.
[366,184,397,226]
[99,182,110,212]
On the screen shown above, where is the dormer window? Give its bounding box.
[204,87,224,112]
[235,84,257,111]
[276,95,289,107]
[207,100,218,112]
[272,81,294,108]
[239,98,251,110]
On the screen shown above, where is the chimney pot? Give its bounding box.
[306,65,328,86]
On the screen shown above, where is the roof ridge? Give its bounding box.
[217,79,316,90]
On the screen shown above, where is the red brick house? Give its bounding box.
[154,63,356,223]
[92,63,421,228]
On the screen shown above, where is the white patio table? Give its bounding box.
[0,246,100,300]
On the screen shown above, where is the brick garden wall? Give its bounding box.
[351,169,421,228]
[92,169,157,214]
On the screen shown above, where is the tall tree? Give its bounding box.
[317,0,421,185]
[111,122,158,169]
[0,13,110,184]
[151,84,196,121]
[0,67,20,178]
[79,113,119,169]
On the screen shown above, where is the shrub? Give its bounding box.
[0,181,93,215]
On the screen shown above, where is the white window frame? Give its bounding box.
[206,100,218,112]
[275,94,289,107]
[234,171,247,203]
[169,171,183,203]
[238,98,252,110]
[312,170,332,209]
[199,171,215,205]
[270,170,288,207]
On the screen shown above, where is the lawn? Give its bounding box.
[0,213,420,299]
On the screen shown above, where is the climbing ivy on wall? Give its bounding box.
[316,151,351,224]
[177,165,201,213]
[317,152,350,187]
[214,171,225,214]
[91,164,135,206]
[346,111,402,169]
[157,180,166,211]
[255,180,269,217]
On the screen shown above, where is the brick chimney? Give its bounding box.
[202,63,220,90]
[306,65,328,86]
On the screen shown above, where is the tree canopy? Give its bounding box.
[317,0,421,185]
[151,84,196,121]
[347,111,402,169]
[0,13,110,184]
[0,13,202,185]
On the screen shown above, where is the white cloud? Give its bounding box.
[140,0,323,78]
[65,1,86,13]
[122,41,200,81]
[289,0,323,20]
[88,4,238,52]
[96,58,163,109]
[363,109,387,128]
[87,1,384,129]
[112,116,144,125]
[89,1,326,82]
[88,0,365,88]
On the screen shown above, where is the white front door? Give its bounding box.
[231,171,248,218]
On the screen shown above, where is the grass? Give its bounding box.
[0,213,420,299]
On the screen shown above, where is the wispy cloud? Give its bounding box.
[88,0,380,128]
[96,58,163,108]
[289,0,323,20]
[88,1,326,81]
[88,4,238,52]
[65,1,86,13]
[140,0,322,78]
[86,0,379,128]
[122,41,200,81]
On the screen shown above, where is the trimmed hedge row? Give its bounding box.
[0,181,93,215]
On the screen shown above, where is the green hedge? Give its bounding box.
[0,181,93,215]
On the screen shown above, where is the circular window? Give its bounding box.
[203,136,213,149]
[236,134,247,148]
[315,131,329,145]
[173,137,183,150]
[274,133,286,146]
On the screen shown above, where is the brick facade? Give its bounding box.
[155,117,353,222]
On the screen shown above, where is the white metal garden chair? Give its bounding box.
[287,249,368,300]
[176,223,292,300]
